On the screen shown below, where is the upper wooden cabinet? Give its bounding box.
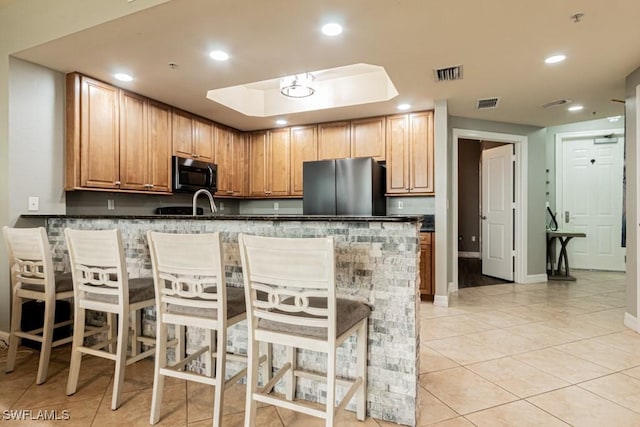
[66,73,171,194]
[317,117,385,162]
[215,125,246,197]
[248,129,290,197]
[66,74,120,190]
[172,109,214,162]
[351,117,386,161]
[290,125,318,196]
[386,111,434,195]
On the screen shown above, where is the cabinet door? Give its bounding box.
[269,128,290,196]
[119,91,148,191]
[248,131,268,196]
[318,121,350,160]
[351,117,386,161]
[419,232,434,297]
[232,132,247,196]
[409,111,434,193]
[80,76,120,189]
[290,125,318,196]
[215,125,233,196]
[385,114,410,194]
[147,100,172,192]
[193,117,214,162]
[172,109,193,158]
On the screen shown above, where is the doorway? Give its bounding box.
[452,129,529,292]
[555,129,626,271]
[457,139,513,287]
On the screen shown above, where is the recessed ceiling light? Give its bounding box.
[545,54,566,64]
[275,119,287,125]
[209,50,229,61]
[397,103,411,111]
[114,73,133,82]
[568,105,584,111]
[322,23,343,36]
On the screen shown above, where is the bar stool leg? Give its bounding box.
[244,338,259,427]
[325,348,336,427]
[356,320,368,420]
[150,320,168,424]
[5,293,22,374]
[213,327,226,427]
[67,306,86,395]
[285,346,296,400]
[111,309,129,410]
[36,298,56,385]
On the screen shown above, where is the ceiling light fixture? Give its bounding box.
[322,23,343,36]
[209,50,229,61]
[114,73,133,82]
[280,73,315,98]
[275,119,287,125]
[397,103,411,111]
[545,54,566,64]
[568,105,584,111]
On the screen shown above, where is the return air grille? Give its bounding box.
[434,65,463,81]
[476,97,500,110]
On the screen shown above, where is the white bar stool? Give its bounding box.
[146,231,248,426]
[238,234,371,427]
[64,228,155,410]
[2,226,74,384]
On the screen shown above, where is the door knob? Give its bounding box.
[481,215,487,220]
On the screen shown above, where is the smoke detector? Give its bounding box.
[476,97,500,110]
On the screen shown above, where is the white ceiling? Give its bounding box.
[12,0,640,131]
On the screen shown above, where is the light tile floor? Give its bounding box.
[2,270,639,426]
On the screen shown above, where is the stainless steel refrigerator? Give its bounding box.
[302,157,386,215]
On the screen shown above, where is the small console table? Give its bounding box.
[546,230,586,281]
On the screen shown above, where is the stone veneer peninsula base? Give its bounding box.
[26,214,423,426]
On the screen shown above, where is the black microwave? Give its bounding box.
[172,156,217,193]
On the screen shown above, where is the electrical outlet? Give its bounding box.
[28,196,39,211]
[398,201,404,210]
[220,202,225,211]
[274,202,279,211]
[107,199,115,210]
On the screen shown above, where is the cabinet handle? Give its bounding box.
[192,154,199,158]
[226,191,234,194]
[115,181,121,186]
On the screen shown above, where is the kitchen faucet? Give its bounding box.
[192,189,217,216]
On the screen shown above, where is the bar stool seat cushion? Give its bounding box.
[86,277,155,304]
[259,297,371,339]
[166,286,246,319]
[20,272,74,293]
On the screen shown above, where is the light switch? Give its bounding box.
[28,196,39,211]
[274,202,279,211]
[107,199,115,210]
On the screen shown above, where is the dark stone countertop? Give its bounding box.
[22,213,425,225]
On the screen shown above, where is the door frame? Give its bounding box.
[452,128,528,292]
[554,127,625,270]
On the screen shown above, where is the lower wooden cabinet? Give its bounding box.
[419,232,435,299]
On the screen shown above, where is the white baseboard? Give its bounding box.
[433,295,448,307]
[458,251,480,259]
[522,274,548,284]
[624,312,638,332]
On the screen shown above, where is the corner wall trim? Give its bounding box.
[624,312,638,332]
[433,295,448,307]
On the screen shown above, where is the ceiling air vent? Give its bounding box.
[476,97,500,110]
[434,65,463,82]
[542,99,572,109]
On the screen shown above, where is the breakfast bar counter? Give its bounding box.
[23,214,423,426]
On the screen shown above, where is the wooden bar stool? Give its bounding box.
[2,226,74,385]
[146,231,248,426]
[64,228,155,410]
[238,234,371,427]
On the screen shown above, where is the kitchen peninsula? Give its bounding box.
[24,213,423,426]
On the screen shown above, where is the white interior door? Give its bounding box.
[560,136,625,271]
[481,144,514,281]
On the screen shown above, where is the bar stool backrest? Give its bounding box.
[3,226,55,299]
[64,228,128,308]
[239,234,337,343]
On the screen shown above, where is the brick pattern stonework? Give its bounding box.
[44,217,421,426]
